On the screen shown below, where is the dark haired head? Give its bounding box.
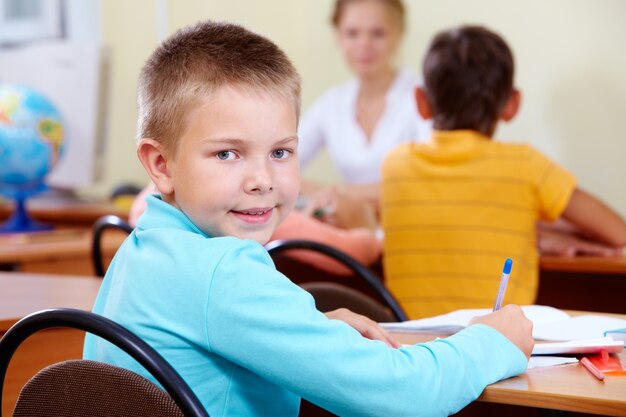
[422,25,515,136]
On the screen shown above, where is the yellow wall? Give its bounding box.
[91,0,626,218]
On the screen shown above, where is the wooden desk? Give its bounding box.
[0,272,102,416]
[0,228,128,275]
[541,256,626,275]
[0,198,128,228]
[396,313,626,417]
[0,198,130,275]
[274,253,626,315]
[2,273,625,417]
[538,256,626,314]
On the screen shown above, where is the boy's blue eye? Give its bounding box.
[216,150,236,160]
[272,149,291,159]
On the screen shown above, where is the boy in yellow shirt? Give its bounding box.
[381,25,626,319]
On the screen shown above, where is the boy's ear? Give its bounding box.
[415,87,432,120]
[136,139,174,196]
[501,89,522,122]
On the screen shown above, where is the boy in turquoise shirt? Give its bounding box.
[84,20,533,416]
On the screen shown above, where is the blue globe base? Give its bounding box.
[0,186,53,234]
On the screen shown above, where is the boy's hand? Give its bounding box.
[469,305,534,359]
[325,308,401,348]
[538,228,623,257]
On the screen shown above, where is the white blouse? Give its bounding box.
[298,68,431,184]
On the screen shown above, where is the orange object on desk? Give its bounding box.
[587,351,626,376]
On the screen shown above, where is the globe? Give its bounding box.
[0,84,65,233]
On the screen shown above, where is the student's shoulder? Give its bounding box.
[169,236,277,285]
[381,141,417,175]
[201,235,269,260]
[143,230,272,269]
[207,237,274,270]
[386,140,415,157]
[488,140,541,160]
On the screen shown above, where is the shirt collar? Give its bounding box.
[416,130,491,161]
[135,194,208,237]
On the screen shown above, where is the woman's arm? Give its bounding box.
[272,210,382,268]
[128,182,158,227]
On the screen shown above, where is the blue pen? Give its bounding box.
[493,258,513,311]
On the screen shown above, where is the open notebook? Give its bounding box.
[381,305,626,355]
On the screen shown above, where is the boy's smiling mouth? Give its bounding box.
[231,207,274,225]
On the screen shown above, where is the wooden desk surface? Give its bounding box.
[396,313,626,417]
[540,255,626,275]
[0,228,127,264]
[0,198,128,227]
[0,272,102,330]
[0,272,103,415]
[0,228,128,275]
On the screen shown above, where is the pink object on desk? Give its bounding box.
[580,357,605,381]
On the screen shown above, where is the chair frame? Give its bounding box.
[0,308,208,417]
[92,214,133,277]
[265,239,408,322]
[300,281,398,323]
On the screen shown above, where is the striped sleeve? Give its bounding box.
[527,147,577,221]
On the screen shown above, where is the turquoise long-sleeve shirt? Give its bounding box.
[84,195,527,417]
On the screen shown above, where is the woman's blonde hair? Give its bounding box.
[331,0,406,32]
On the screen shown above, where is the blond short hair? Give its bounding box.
[137,20,301,154]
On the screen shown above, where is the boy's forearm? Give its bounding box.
[537,226,623,257]
[561,188,626,247]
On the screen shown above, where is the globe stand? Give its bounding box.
[0,185,53,234]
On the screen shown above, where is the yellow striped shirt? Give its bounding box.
[381,130,576,318]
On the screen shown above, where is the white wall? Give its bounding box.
[91,0,626,217]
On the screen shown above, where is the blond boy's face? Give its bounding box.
[158,85,300,244]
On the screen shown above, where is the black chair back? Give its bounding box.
[300,282,397,323]
[265,239,407,322]
[0,308,208,417]
[92,214,133,276]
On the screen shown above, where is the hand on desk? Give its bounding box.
[538,220,624,257]
[325,308,401,348]
[469,305,534,359]
[303,186,378,232]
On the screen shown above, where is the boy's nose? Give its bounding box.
[244,162,273,194]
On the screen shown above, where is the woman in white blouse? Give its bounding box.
[298,0,430,211]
